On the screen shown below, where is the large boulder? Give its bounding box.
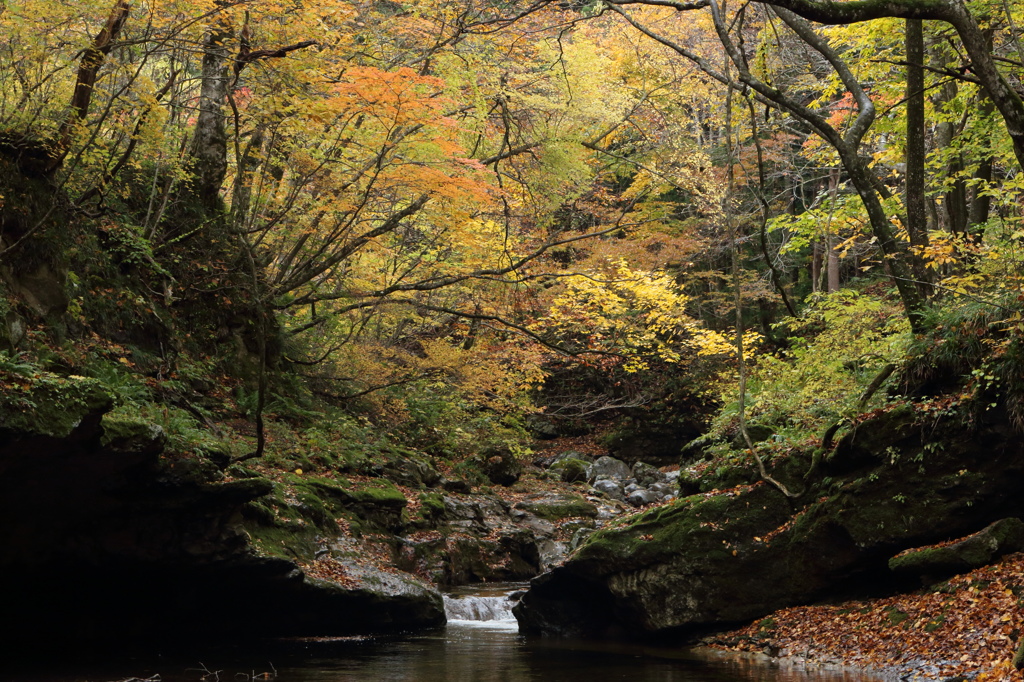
[587,455,631,483]
[514,407,1024,638]
[552,457,589,483]
[631,461,665,487]
[605,421,706,467]
[480,445,522,486]
[0,380,447,650]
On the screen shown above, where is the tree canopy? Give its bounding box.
[3,0,1024,449]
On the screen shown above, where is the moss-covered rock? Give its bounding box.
[0,373,111,439]
[417,491,447,521]
[889,517,1024,582]
[605,422,703,467]
[551,457,589,483]
[100,415,166,455]
[480,445,522,486]
[513,492,597,521]
[281,475,408,533]
[515,404,1024,638]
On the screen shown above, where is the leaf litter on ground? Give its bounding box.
[707,552,1024,680]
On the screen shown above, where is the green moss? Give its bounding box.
[99,414,166,455]
[884,606,911,627]
[515,495,597,521]
[295,491,335,529]
[551,458,588,483]
[698,463,757,493]
[257,475,407,536]
[100,415,156,444]
[348,480,407,505]
[0,372,112,438]
[577,485,791,572]
[1012,634,1024,670]
[226,463,262,478]
[298,476,406,507]
[245,519,318,562]
[419,492,446,518]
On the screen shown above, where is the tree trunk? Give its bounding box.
[42,1,131,174]
[190,19,233,211]
[968,91,995,238]
[826,168,840,293]
[812,242,822,293]
[827,235,840,293]
[905,18,930,293]
[764,0,1024,174]
[932,75,967,235]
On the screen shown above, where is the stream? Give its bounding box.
[8,585,881,682]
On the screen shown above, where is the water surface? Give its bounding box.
[9,585,879,682]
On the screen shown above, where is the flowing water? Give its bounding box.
[8,585,881,682]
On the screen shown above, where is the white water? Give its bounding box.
[443,586,520,630]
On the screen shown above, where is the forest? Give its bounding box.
[2,0,1024,679]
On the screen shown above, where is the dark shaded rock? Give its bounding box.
[822,405,916,476]
[552,457,589,483]
[730,423,775,449]
[889,517,1024,583]
[513,567,621,638]
[587,455,631,483]
[681,434,717,462]
[526,415,560,440]
[289,567,445,632]
[625,489,659,507]
[632,461,665,487]
[442,477,472,493]
[201,441,233,469]
[515,407,1024,638]
[383,454,441,488]
[2,260,68,318]
[676,469,701,496]
[440,530,540,584]
[443,494,509,532]
[650,481,677,498]
[605,422,705,467]
[12,553,445,650]
[480,445,522,486]
[395,493,544,584]
[552,450,594,465]
[0,386,444,650]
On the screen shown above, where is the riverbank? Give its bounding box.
[703,552,1024,681]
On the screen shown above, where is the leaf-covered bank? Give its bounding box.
[705,551,1024,681]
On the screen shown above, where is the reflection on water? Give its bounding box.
[8,584,879,682]
[272,623,877,682]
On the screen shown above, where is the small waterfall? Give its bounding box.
[443,592,518,623]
